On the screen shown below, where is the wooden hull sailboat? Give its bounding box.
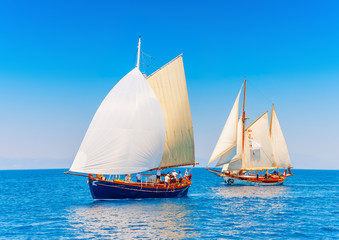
[207,168,292,186]
[65,37,196,199]
[207,80,292,186]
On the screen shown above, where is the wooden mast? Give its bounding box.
[242,79,246,154]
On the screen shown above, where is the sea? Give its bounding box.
[0,168,338,239]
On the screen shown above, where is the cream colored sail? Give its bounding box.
[271,109,291,168]
[70,68,166,175]
[228,159,243,170]
[147,55,195,168]
[216,146,236,167]
[242,112,276,170]
[233,117,243,160]
[208,89,242,165]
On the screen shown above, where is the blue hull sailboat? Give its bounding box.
[65,37,196,199]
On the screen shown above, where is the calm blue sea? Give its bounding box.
[0,168,338,239]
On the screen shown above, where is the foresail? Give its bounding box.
[271,109,291,168]
[208,88,242,165]
[221,163,229,172]
[228,159,243,170]
[147,55,195,168]
[70,68,166,175]
[216,117,242,167]
[216,146,236,167]
[243,112,275,169]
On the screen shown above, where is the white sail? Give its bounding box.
[208,88,242,165]
[271,109,291,168]
[221,163,229,172]
[70,68,166,175]
[147,55,195,168]
[243,112,275,170]
[216,117,243,166]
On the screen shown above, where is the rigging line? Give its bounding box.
[141,51,155,60]
[140,51,156,75]
[260,147,275,165]
[141,53,146,74]
[247,81,273,104]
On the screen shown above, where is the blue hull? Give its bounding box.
[88,179,190,200]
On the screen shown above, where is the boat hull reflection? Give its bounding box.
[88,178,190,200]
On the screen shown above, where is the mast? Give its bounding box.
[136,36,141,69]
[242,79,246,154]
[270,104,274,136]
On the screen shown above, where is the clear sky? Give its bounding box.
[0,0,338,170]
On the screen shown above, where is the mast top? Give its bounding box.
[136,36,141,69]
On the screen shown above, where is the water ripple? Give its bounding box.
[0,169,338,239]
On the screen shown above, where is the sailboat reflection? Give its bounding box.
[213,185,291,199]
[67,200,199,239]
[210,186,292,234]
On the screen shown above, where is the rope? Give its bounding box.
[247,80,273,105]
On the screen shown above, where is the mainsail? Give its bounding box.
[147,55,195,168]
[271,108,291,168]
[70,68,166,175]
[243,112,276,170]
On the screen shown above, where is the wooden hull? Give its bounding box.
[223,176,284,186]
[88,178,191,200]
[206,168,289,186]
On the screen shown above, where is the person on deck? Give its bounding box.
[156,169,161,183]
[125,174,131,183]
[172,169,178,183]
[178,171,183,183]
[172,169,178,178]
[256,172,259,180]
[136,172,142,183]
[169,173,175,183]
[164,174,170,187]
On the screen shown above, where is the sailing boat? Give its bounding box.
[206,80,292,185]
[65,37,195,199]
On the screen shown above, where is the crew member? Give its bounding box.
[136,172,142,183]
[164,174,170,187]
[156,169,161,183]
[178,171,183,183]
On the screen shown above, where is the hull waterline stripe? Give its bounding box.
[96,182,191,193]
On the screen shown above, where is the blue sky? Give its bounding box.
[0,0,338,169]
